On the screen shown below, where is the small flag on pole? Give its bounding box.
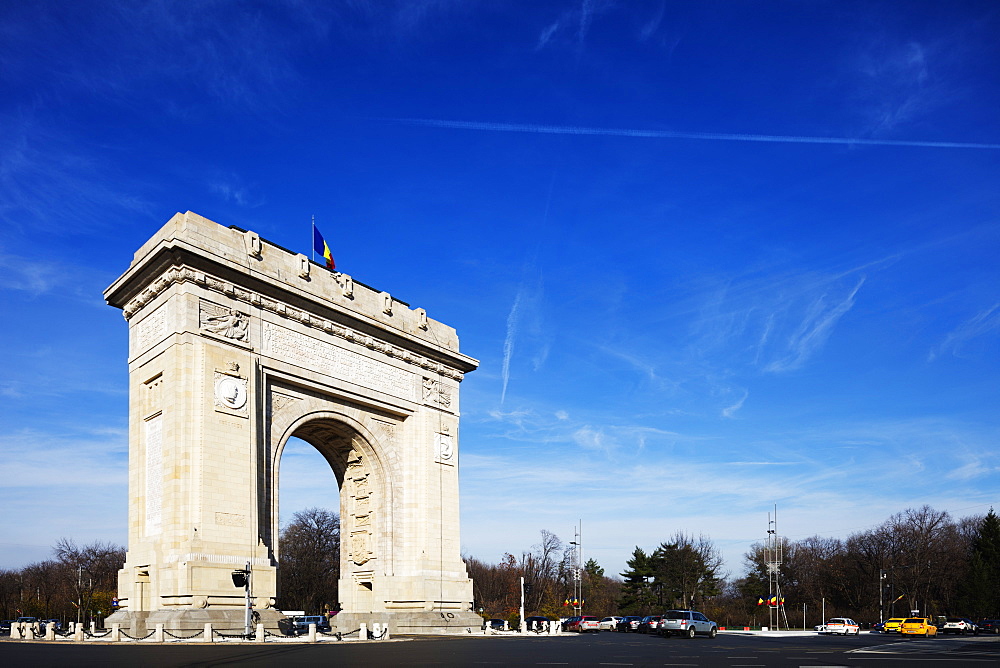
[313,224,335,270]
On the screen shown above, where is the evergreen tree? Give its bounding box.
[618,547,656,614]
[958,508,1000,618]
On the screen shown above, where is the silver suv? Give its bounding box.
[658,609,718,638]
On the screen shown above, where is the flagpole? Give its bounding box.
[311,215,315,264]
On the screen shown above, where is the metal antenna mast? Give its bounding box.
[766,506,789,630]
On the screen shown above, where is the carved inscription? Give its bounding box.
[144,416,163,536]
[134,304,167,354]
[263,322,414,400]
[215,512,246,527]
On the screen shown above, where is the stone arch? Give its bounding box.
[103,211,479,634]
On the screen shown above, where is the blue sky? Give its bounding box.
[1,1,998,579]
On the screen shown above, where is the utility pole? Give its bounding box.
[569,521,583,617]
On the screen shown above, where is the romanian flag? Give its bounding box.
[313,225,335,270]
[757,597,764,606]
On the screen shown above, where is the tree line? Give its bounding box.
[467,505,999,628]
[0,539,124,624]
[4,504,996,628]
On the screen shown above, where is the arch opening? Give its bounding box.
[275,435,341,615]
[270,413,390,622]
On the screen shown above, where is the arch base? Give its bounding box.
[333,610,484,635]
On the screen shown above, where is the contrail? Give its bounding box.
[387,118,1000,150]
[500,291,522,406]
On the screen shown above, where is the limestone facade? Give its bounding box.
[104,212,479,633]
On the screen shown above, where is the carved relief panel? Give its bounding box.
[345,448,375,566]
[199,299,250,343]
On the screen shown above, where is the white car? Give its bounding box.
[599,616,622,631]
[941,617,977,635]
[658,610,719,638]
[823,618,860,635]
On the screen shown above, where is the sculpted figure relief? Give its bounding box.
[203,308,249,341]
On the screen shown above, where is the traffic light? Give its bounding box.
[232,569,249,587]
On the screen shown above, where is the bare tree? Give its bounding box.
[277,507,340,614]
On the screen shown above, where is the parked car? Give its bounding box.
[615,616,643,632]
[563,615,600,633]
[525,616,551,631]
[484,618,507,631]
[0,620,12,635]
[41,619,62,632]
[599,616,622,631]
[658,610,718,638]
[291,615,330,633]
[823,618,860,635]
[636,615,663,633]
[899,618,938,637]
[871,622,885,633]
[977,619,1000,634]
[941,617,978,635]
[882,618,906,633]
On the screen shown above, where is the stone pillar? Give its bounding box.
[154,623,164,642]
[359,622,367,640]
[308,623,316,642]
[45,624,55,641]
[382,622,390,640]
[204,623,213,642]
[111,624,121,642]
[256,623,266,642]
[74,624,85,642]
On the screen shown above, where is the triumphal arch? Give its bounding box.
[104,211,480,633]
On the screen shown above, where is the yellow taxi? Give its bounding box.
[900,617,938,637]
[883,618,906,633]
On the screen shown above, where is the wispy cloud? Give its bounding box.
[721,390,748,418]
[387,117,1000,150]
[930,303,1000,361]
[764,277,865,372]
[852,37,938,137]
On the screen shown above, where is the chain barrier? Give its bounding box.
[85,628,113,638]
[120,629,157,640]
[370,627,388,640]
[213,629,251,639]
[163,629,204,639]
[262,628,284,638]
[317,629,343,640]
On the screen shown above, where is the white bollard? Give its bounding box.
[10,622,21,640]
[45,624,55,641]
[154,623,164,643]
[74,624,84,642]
[359,622,368,640]
[204,623,213,642]
[90,621,97,635]
[382,622,390,641]
[256,623,265,642]
[308,623,316,642]
[111,624,121,642]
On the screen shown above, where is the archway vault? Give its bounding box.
[104,211,479,634]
